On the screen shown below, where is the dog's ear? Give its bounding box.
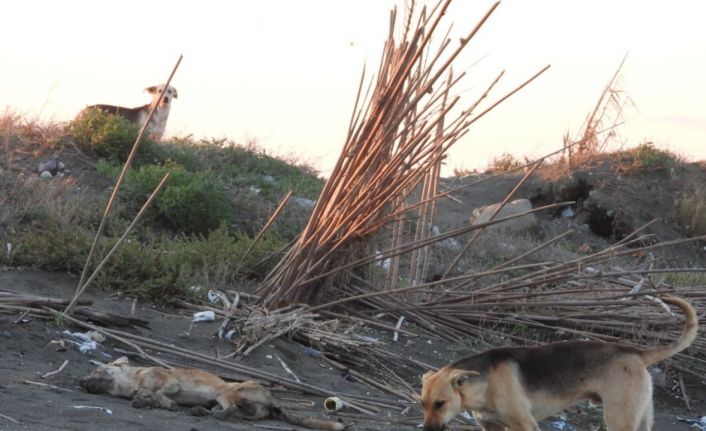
[171,88,178,99]
[421,370,435,383]
[144,85,158,94]
[450,369,479,389]
[111,356,130,366]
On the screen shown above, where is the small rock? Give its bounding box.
[262,175,276,184]
[438,237,461,251]
[560,207,575,219]
[470,199,537,233]
[39,170,53,179]
[1,330,11,339]
[38,158,63,176]
[292,196,316,208]
[302,347,321,357]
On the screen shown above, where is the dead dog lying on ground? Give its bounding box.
[79,357,344,430]
[79,84,177,141]
[420,295,697,431]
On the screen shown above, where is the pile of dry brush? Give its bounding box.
[235,0,706,399]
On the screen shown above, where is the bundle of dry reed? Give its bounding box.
[304,231,706,380]
[258,0,548,307]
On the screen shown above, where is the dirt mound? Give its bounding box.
[437,155,706,265]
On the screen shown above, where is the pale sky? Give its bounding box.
[2,1,705,175]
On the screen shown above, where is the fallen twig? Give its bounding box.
[41,359,69,379]
[23,379,74,393]
[0,413,19,424]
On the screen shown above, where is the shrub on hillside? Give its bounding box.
[3,223,284,301]
[66,108,158,162]
[630,142,677,171]
[100,162,233,235]
[193,139,324,199]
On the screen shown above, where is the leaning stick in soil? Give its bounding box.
[68,55,183,315]
[235,190,292,275]
[66,173,170,310]
[257,1,518,306]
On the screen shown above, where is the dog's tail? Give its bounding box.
[640,296,698,366]
[273,406,345,431]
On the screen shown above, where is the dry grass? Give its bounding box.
[0,173,88,228]
[676,187,706,237]
[485,153,527,174]
[1,112,66,163]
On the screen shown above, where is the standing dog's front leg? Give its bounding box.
[478,422,506,431]
[507,419,540,431]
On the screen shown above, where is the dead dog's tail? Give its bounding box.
[273,406,344,431]
[640,295,698,366]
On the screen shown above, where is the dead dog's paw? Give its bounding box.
[212,406,245,421]
[189,406,210,417]
[132,389,157,409]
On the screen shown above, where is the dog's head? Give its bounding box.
[79,356,135,397]
[420,368,482,431]
[145,84,178,107]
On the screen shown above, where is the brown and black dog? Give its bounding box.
[420,296,697,431]
[79,357,344,430]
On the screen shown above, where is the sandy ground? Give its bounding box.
[1,269,704,431]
